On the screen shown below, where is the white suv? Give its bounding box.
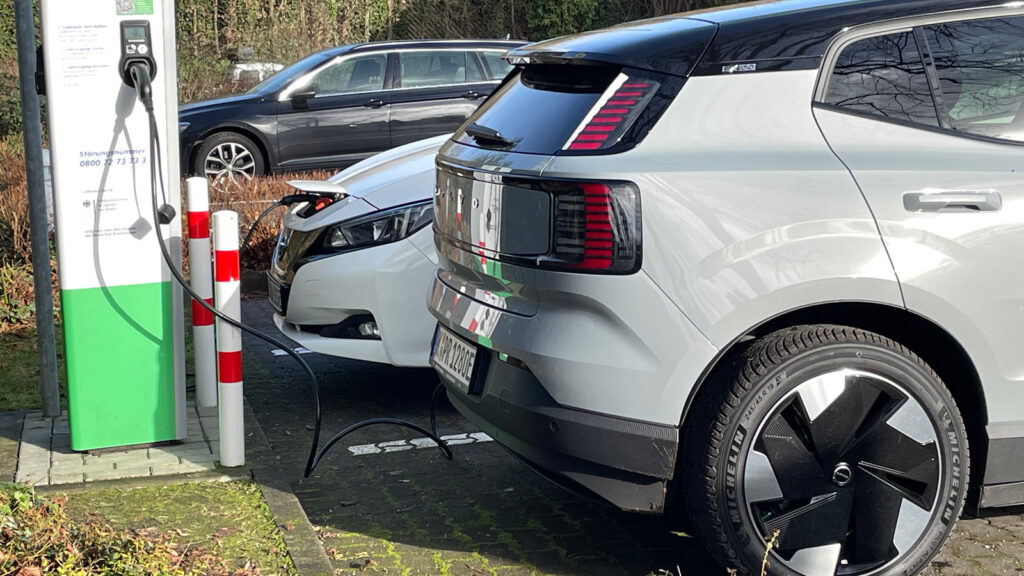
[426,1,1024,575]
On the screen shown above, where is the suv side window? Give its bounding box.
[480,51,514,80]
[399,51,478,88]
[308,54,386,96]
[922,16,1024,142]
[823,31,938,127]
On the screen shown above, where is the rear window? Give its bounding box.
[454,63,680,155]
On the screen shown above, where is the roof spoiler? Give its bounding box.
[505,17,717,77]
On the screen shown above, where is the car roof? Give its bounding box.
[346,39,526,55]
[691,0,1002,72]
[509,0,1003,77]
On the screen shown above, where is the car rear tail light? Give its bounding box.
[563,73,660,153]
[548,180,640,273]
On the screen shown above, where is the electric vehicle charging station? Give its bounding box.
[41,0,186,451]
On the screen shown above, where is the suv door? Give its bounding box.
[389,49,498,147]
[276,52,391,170]
[814,12,1024,429]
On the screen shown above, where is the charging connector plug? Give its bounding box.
[129,62,155,112]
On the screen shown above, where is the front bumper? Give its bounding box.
[270,229,438,367]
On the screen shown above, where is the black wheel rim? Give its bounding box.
[744,369,941,576]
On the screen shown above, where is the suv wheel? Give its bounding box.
[194,132,265,192]
[683,325,968,576]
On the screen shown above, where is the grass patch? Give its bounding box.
[60,481,297,575]
[0,325,66,411]
[2,481,293,575]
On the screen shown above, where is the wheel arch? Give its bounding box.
[188,125,274,176]
[680,301,989,495]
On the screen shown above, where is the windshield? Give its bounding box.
[246,50,339,95]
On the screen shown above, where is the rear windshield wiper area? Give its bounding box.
[464,122,514,148]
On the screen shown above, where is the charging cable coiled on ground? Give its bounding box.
[129,63,452,477]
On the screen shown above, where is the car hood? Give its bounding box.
[281,134,448,232]
[179,93,264,115]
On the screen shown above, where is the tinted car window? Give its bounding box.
[455,64,618,154]
[923,17,1024,142]
[824,31,938,127]
[481,51,514,80]
[247,51,333,95]
[467,53,485,82]
[400,51,470,88]
[306,54,386,95]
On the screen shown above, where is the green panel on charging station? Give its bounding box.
[63,281,177,451]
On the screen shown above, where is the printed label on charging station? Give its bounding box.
[117,0,154,16]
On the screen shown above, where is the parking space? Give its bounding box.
[241,298,723,576]
[240,298,1024,576]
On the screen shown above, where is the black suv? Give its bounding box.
[178,39,523,186]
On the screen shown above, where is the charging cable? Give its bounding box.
[128,62,453,476]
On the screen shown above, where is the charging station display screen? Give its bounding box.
[124,26,147,43]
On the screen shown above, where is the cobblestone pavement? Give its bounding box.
[14,401,219,486]
[240,299,1024,576]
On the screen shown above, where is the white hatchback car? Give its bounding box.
[267,135,447,366]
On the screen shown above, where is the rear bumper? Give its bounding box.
[441,345,678,513]
[428,262,718,512]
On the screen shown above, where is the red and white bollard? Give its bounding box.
[185,177,217,413]
[213,210,244,467]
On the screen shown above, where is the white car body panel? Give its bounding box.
[815,108,1024,425]
[432,69,902,425]
[271,135,447,367]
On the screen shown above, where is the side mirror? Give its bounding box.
[291,86,316,101]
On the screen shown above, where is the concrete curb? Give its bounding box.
[244,400,335,576]
[35,469,245,496]
[0,411,26,482]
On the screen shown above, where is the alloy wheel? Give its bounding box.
[204,141,256,189]
[745,369,941,576]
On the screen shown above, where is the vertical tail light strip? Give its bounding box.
[562,73,628,150]
[562,73,659,152]
[581,183,614,270]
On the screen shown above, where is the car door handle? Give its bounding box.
[363,98,385,108]
[903,190,1002,212]
[461,91,482,100]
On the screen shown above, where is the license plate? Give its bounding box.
[431,325,478,393]
[267,275,285,314]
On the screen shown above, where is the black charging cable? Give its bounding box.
[238,194,323,256]
[128,62,452,476]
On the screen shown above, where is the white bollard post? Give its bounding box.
[185,177,217,414]
[212,210,244,467]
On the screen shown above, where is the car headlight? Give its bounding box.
[179,122,190,133]
[320,200,433,254]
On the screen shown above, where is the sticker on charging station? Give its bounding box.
[116,0,153,15]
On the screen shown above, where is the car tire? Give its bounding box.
[682,325,968,576]
[193,132,265,190]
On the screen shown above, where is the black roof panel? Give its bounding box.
[505,17,717,76]
[510,0,1003,76]
[693,0,999,72]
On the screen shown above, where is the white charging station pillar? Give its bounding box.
[41,0,185,450]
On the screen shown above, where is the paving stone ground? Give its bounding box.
[230,299,1024,574]
[13,400,219,486]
